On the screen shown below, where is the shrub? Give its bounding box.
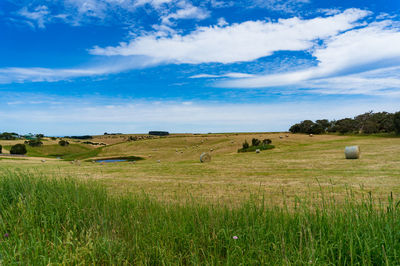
[10,144,27,155]
[0,144,2,153]
[238,144,274,153]
[242,140,249,149]
[263,139,272,145]
[238,139,274,153]
[50,137,57,140]
[58,140,69,146]
[26,139,43,147]
[0,132,18,140]
[251,138,261,146]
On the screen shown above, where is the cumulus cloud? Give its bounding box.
[90,9,369,64]
[218,20,400,95]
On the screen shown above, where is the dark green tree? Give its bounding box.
[251,138,261,146]
[10,144,27,155]
[242,140,249,149]
[58,140,69,146]
[394,112,400,134]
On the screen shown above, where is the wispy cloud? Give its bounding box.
[0,57,156,83]
[17,5,51,28]
[248,0,310,13]
[190,73,255,78]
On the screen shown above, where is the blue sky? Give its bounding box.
[1,0,400,135]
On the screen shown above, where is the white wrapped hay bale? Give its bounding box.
[255,149,260,153]
[345,146,360,159]
[200,152,211,163]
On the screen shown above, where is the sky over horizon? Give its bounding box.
[1,0,400,135]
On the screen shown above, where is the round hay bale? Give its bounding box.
[41,159,46,163]
[345,146,360,159]
[210,148,214,152]
[157,160,161,163]
[255,149,260,153]
[309,134,313,137]
[200,152,211,163]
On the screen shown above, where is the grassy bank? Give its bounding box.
[1,171,400,264]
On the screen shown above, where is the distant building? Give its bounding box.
[149,131,169,136]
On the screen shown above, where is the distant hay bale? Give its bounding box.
[309,134,313,137]
[255,149,260,153]
[157,160,161,163]
[41,159,46,163]
[285,135,289,137]
[345,146,360,159]
[210,148,214,152]
[279,136,283,139]
[200,152,211,163]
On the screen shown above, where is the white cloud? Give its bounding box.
[161,1,210,25]
[17,5,50,28]
[218,20,400,95]
[190,73,255,78]
[248,0,310,13]
[11,0,205,29]
[0,57,155,83]
[90,9,369,64]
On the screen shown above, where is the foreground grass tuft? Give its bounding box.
[0,170,400,264]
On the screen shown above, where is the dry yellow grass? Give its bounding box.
[1,133,399,205]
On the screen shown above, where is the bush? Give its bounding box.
[242,140,249,149]
[26,139,43,147]
[263,139,272,145]
[239,138,274,153]
[0,144,2,153]
[10,144,27,155]
[251,138,261,146]
[58,140,69,146]
[0,132,18,140]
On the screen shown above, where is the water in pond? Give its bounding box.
[96,159,127,163]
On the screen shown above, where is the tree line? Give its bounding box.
[289,111,400,135]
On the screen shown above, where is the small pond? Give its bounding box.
[94,156,144,163]
[96,159,127,163]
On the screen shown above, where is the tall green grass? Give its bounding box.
[0,170,399,264]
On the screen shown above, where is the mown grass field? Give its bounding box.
[1,133,399,204]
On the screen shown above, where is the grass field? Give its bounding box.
[0,170,400,264]
[1,133,400,263]
[1,133,399,204]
